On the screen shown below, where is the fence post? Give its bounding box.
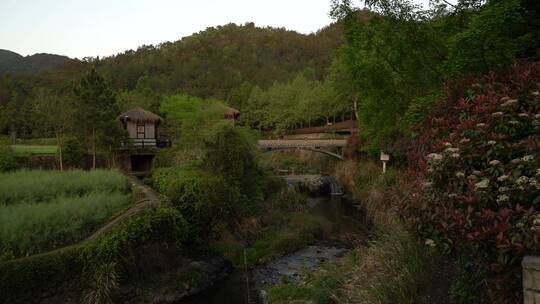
[523,256,540,304]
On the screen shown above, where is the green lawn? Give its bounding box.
[11,145,58,156]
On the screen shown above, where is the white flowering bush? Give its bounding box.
[408,62,540,302]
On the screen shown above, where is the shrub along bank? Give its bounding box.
[148,127,328,270]
[407,61,540,303]
[0,207,189,304]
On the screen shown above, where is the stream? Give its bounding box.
[180,194,366,304]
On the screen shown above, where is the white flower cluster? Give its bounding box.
[428,153,443,161]
[487,140,497,145]
[501,98,518,107]
[476,123,487,128]
[496,194,509,204]
[497,175,509,182]
[491,112,503,118]
[522,155,534,162]
[516,176,530,190]
[455,172,465,178]
[518,113,529,118]
[489,160,501,166]
[516,176,529,185]
[475,179,490,189]
[425,239,436,247]
[444,147,460,159]
[445,147,460,153]
[530,179,540,190]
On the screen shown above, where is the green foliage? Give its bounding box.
[96,23,341,100]
[271,188,309,212]
[160,93,230,148]
[0,207,189,303]
[0,169,128,205]
[0,192,130,258]
[149,166,242,239]
[244,212,324,266]
[0,139,17,172]
[266,262,343,304]
[62,137,87,168]
[74,68,122,161]
[116,75,162,113]
[0,170,130,258]
[450,255,488,304]
[0,244,85,304]
[82,207,189,268]
[242,72,350,135]
[10,144,58,156]
[83,262,119,304]
[409,62,540,302]
[445,0,535,76]
[203,127,264,203]
[330,0,540,152]
[214,212,325,268]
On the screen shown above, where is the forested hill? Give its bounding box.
[0,49,71,75]
[94,22,343,100]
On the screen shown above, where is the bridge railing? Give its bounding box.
[257,139,347,149]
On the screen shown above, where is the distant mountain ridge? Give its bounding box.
[0,49,71,75]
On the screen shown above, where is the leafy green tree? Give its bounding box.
[445,0,540,76]
[160,93,230,161]
[242,72,347,135]
[203,127,264,205]
[33,89,76,170]
[74,68,120,169]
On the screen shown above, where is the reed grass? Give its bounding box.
[0,170,129,205]
[0,192,131,258]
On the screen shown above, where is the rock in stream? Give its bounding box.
[253,245,346,285]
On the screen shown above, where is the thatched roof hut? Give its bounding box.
[117,107,164,124]
[224,106,240,120]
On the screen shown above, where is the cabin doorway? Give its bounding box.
[130,155,154,176]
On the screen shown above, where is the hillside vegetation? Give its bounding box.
[0,49,71,75]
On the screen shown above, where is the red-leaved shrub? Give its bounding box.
[407,61,540,302]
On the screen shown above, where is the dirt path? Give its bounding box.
[87,174,166,240]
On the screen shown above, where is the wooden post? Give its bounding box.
[380,151,390,174]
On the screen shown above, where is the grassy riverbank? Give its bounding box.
[266,161,434,303]
[212,209,327,268]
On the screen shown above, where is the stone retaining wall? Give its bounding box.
[524,256,540,304]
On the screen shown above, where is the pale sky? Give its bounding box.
[0,0,431,59]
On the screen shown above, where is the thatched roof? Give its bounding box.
[118,107,164,124]
[224,106,240,119]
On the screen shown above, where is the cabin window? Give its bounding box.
[136,123,145,139]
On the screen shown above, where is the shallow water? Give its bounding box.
[180,195,366,304]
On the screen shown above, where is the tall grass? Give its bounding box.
[338,161,433,303]
[0,192,130,258]
[0,170,129,205]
